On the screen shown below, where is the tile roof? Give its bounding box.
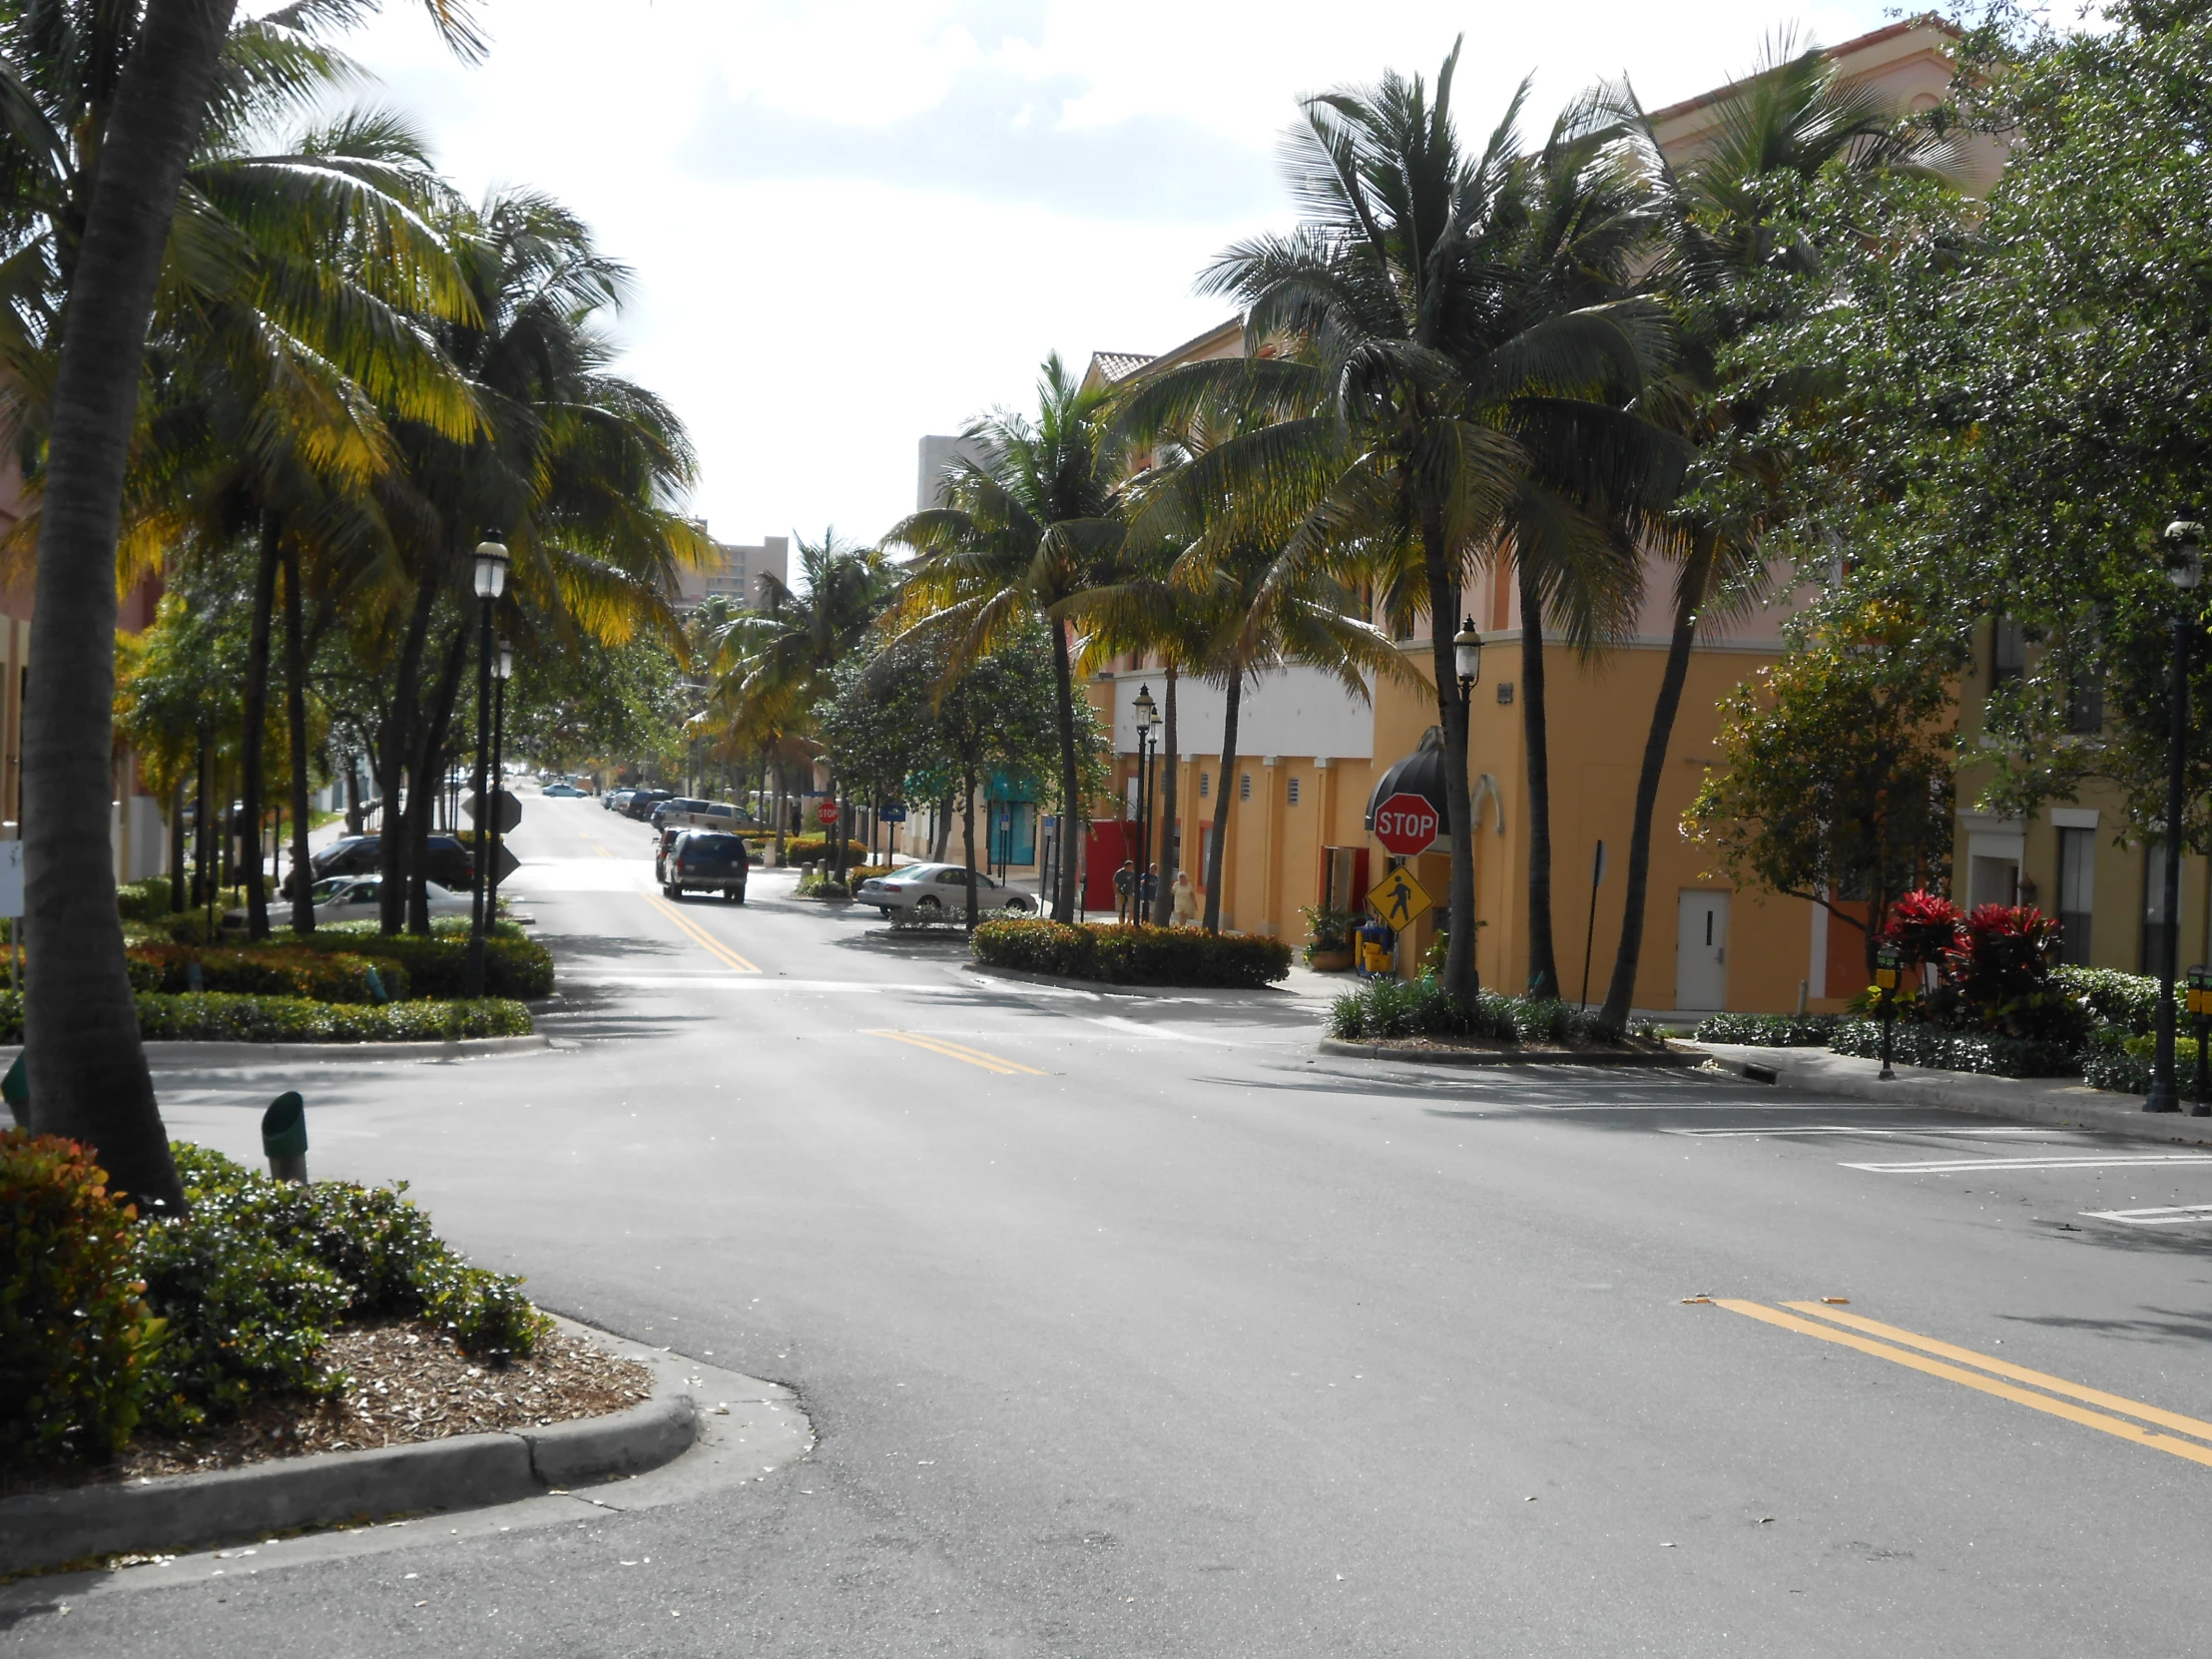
[1088,351,1154,384]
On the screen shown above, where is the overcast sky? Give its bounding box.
[327,0,1905,556]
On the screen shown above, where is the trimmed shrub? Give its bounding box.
[1692,1012,1842,1047]
[116,876,176,921]
[754,832,865,862]
[269,928,552,999]
[972,918,1292,987]
[0,991,528,1045]
[127,944,410,1004]
[139,1146,549,1433]
[1,1132,163,1466]
[1328,977,1637,1044]
[2053,965,2159,1037]
[1828,1019,2078,1078]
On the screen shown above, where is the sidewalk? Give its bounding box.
[1690,1041,2212,1147]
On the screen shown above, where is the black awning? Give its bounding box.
[1365,726,1447,832]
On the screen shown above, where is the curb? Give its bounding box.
[0,1320,702,1576]
[0,1034,553,1068]
[961,961,1304,999]
[1317,1038,1703,1068]
[1687,1041,2212,1144]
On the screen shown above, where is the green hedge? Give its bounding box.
[266,928,553,999]
[1828,1020,2078,1078]
[0,990,527,1045]
[2052,964,2160,1036]
[971,918,1292,987]
[126,944,410,1003]
[1328,976,1637,1044]
[1692,1012,1842,1047]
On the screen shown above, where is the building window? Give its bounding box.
[1992,618,2025,686]
[1240,774,1252,802]
[1199,773,1210,798]
[2057,827,2095,964]
[1287,777,1301,806]
[2065,662,2105,734]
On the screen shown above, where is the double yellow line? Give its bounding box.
[865,1029,1046,1076]
[1718,1299,2212,1468]
[645,892,759,973]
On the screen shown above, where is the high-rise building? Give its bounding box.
[676,531,789,609]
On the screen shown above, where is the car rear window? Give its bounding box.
[685,834,744,856]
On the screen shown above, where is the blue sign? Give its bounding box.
[878,802,908,823]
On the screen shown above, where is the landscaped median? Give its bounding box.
[0,1137,750,1573]
[1321,973,1690,1065]
[969,917,1293,988]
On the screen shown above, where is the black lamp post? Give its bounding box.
[1453,616,1483,704]
[1132,684,1157,923]
[2147,518,2203,1113]
[483,637,513,947]
[464,533,508,999]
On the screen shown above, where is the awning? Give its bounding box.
[1366,726,1450,849]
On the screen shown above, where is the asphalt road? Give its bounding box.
[13,792,2212,1655]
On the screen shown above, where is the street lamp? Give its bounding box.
[1453,617,1483,699]
[1132,684,1158,924]
[483,637,514,947]
[465,533,508,998]
[2147,518,2203,1113]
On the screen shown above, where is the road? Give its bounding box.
[13,791,2212,1655]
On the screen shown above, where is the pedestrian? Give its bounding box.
[1114,857,1135,923]
[1138,867,1158,917]
[1171,869,1199,927]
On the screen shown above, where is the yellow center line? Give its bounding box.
[1780,1302,2212,1443]
[864,1029,1046,1076]
[644,892,760,973]
[594,845,613,858]
[1716,1300,2212,1469]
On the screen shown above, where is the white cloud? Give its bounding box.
[323,0,1903,552]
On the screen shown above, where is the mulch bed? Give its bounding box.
[11,1320,652,1494]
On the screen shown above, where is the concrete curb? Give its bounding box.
[0,1034,552,1068]
[0,1320,702,1576]
[1687,1041,2212,1145]
[962,961,1305,1000]
[1317,1038,1703,1068]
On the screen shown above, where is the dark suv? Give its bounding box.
[624,789,674,821]
[298,833,475,894]
[664,830,748,902]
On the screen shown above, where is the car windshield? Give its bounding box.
[309,877,352,900]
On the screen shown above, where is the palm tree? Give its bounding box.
[706,530,894,876]
[1116,46,1675,998]
[4,0,482,1205]
[1594,41,1952,1029]
[885,354,1121,922]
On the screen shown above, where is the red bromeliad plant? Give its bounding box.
[1883,889,1962,969]
[1877,891,2089,1042]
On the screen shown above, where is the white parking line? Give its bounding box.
[1662,1125,2064,1139]
[2079,1204,2212,1227]
[1841,1154,2212,1174]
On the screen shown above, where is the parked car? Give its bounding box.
[653,826,684,884]
[542,782,585,798]
[602,789,629,812]
[657,800,760,832]
[294,833,473,895]
[663,830,749,901]
[230,875,472,928]
[624,789,674,821]
[648,797,711,828]
[855,862,1033,917]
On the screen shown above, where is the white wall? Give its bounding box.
[1108,666,1377,760]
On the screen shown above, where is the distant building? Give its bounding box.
[915,434,989,512]
[676,531,789,609]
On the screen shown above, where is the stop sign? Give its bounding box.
[1374,791,1439,855]
[816,799,840,827]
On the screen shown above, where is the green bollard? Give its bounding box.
[262,1090,307,1183]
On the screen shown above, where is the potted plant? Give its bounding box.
[1300,902,1359,971]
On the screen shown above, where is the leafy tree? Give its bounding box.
[505,633,686,777]
[1682,603,1958,977]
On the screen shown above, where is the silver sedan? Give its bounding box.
[855,862,1033,918]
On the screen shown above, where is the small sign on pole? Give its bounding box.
[816,799,840,827]
[1367,864,1433,929]
[0,841,21,918]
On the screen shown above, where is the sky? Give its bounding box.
[322,0,1909,556]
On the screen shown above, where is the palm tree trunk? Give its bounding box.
[1047,619,1082,922]
[168,778,187,911]
[933,792,953,861]
[1424,512,1479,1005]
[380,565,441,933]
[239,515,279,940]
[283,544,314,933]
[1202,674,1242,933]
[1518,554,1560,999]
[1599,540,1711,1030]
[1151,666,1179,926]
[407,624,470,934]
[20,0,241,1207]
[960,762,980,930]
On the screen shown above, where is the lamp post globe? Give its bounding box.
[1132,683,1157,732]
[2166,519,2205,590]
[473,534,509,600]
[1452,618,1482,692]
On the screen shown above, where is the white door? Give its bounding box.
[1676,889,1731,1010]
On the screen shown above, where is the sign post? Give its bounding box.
[1373,792,1439,857]
[1874,942,1903,1080]
[816,799,839,828]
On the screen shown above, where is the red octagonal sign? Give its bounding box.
[816,799,840,827]
[1373,792,1439,856]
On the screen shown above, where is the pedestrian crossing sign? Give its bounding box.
[1368,865,1433,929]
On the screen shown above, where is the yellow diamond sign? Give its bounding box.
[1367,864,1433,929]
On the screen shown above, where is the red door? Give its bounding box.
[1084,821,1136,910]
